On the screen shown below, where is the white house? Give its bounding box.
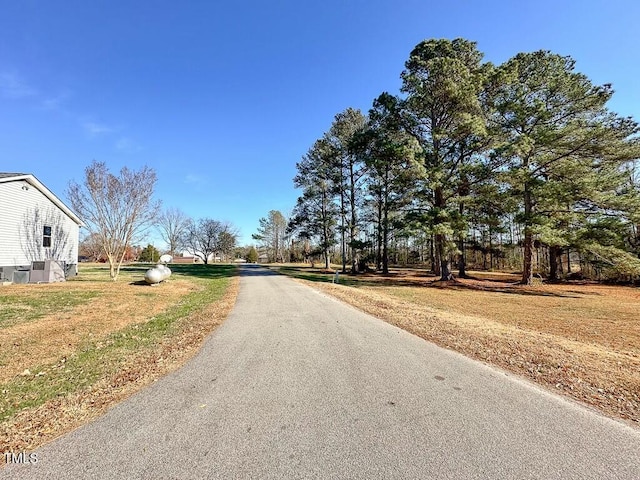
[179,250,221,264]
[0,173,83,282]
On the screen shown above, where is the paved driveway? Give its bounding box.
[3,265,640,479]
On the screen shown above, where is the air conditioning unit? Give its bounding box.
[29,260,66,283]
[12,270,30,284]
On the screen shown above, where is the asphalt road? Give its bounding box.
[3,264,640,479]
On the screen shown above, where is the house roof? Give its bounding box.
[0,172,27,179]
[0,173,84,226]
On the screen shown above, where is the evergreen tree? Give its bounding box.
[291,139,339,269]
[253,210,288,263]
[355,92,423,273]
[490,50,640,284]
[138,244,160,263]
[326,108,368,273]
[400,38,491,280]
[246,246,259,263]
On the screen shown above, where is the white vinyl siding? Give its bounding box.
[0,180,80,268]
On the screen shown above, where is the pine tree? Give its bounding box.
[400,38,491,280]
[355,92,423,273]
[291,139,339,269]
[490,50,640,284]
[326,108,368,273]
[253,210,288,263]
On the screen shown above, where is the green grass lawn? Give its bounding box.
[0,290,101,328]
[0,263,237,424]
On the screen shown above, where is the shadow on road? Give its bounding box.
[239,264,280,276]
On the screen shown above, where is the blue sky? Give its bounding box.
[2,1,639,247]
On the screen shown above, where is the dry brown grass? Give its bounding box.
[285,267,640,426]
[0,279,198,383]
[1,265,240,457]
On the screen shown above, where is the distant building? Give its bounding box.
[172,255,196,264]
[180,250,223,263]
[0,173,83,282]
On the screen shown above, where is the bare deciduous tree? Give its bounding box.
[218,222,239,261]
[157,207,189,256]
[67,161,160,280]
[78,232,106,262]
[183,218,238,264]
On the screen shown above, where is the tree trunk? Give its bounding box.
[340,210,347,273]
[549,245,559,282]
[457,236,466,278]
[489,227,494,270]
[483,230,487,270]
[436,233,452,281]
[433,187,452,280]
[108,256,117,281]
[431,234,441,276]
[457,199,466,278]
[382,201,389,274]
[521,182,534,285]
[376,196,383,271]
[557,247,564,276]
[522,230,533,285]
[321,185,331,271]
[335,163,346,273]
[349,163,358,275]
[472,230,478,268]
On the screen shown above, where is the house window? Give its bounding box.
[43,226,52,247]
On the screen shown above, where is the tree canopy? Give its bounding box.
[287,38,640,284]
[68,161,160,281]
[253,210,288,263]
[182,218,238,264]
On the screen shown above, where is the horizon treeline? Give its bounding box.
[285,38,640,285]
